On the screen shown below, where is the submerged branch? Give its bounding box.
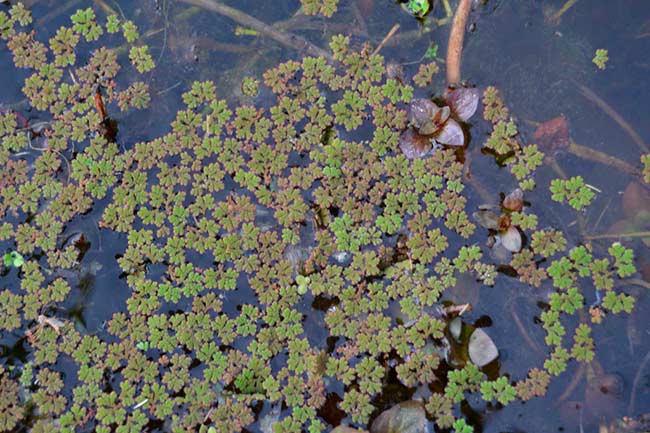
[178,0,333,62]
[373,24,400,56]
[546,0,579,25]
[576,82,649,153]
[585,230,650,240]
[568,141,640,177]
[446,0,472,85]
[629,345,650,414]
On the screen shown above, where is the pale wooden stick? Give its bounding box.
[446,0,472,85]
[179,0,333,61]
[373,24,400,56]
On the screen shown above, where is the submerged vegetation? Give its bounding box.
[0,2,648,433]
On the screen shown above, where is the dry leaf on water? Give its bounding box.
[370,400,428,433]
[445,87,479,122]
[468,328,499,367]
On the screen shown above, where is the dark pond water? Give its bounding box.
[1,0,650,432]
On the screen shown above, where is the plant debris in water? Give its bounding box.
[0,3,644,433]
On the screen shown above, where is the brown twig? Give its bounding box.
[372,24,400,56]
[443,303,472,316]
[547,0,579,26]
[584,230,650,241]
[446,0,472,85]
[576,82,649,153]
[510,302,543,354]
[37,0,83,27]
[274,14,367,37]
[619,278,650,290]
[567,142,640,177]
[178,0,333,62]
[557,363,585,402]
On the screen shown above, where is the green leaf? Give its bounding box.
[592,48,608,70]
[608,242,636,277]
[136,341,149,351]
[453,418,474,433]
[406,0,430,17]
[3,251,24,267]
[602,290,635,314]
[550,176,594,211]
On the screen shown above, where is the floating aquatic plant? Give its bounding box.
[0,3,643,433]
[592,48,609,70]
[550,175,595,211]
[300,0,339,17]
[399,88,478,159]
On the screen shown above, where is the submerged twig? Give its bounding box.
[526,116,640,177]
[619,278,650,291]
[511,302,543,354]
[591,196,612,233]
[372,24,400,56]
[547,0,579,25]
[446,0,472,85]
[93,0,118,16]
[275,16,367,37]
[629,342,650,414]
[576,82,649,153]
[37,0,83,27]
[585,230,650,241]
[557,363,585,402]
[462,151,496,206]
[178,0,333,62]
[568,141,640,177]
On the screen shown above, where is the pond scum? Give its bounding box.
[0,3,649,433]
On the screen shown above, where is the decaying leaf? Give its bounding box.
[449,317,462,341]
[468,328,499,367]
[621,181,650,217]
[435,118,464,147]
[409,98,443,135]
[473,209,500,230]
[532,115,570,152]
[399,127,435,160]
[445,87,479,122]
[503,188,524,211]
[370,400,428,433]
[38,314,66,334]
[500,225,522,253]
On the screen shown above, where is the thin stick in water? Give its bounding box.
[576,82,648,153]
[446,0,472,85]
[178,0,333,62]
[373,24,400,56]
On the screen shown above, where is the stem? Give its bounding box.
[557,363,585,402]
[547,0,579,25]
[510,302,543,354]
[568,141,640,177]
[629,345,650,414]
[373,24,400,56]
[618,278,650,290]
[585,230,650,240]
[576,82,649,153]
[178,0,333,62]
[37,0,83,27]
[446,0,472,85]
